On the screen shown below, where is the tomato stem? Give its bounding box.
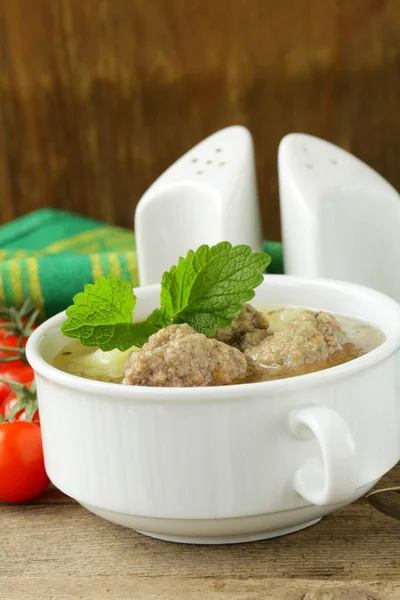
[0,378,29,389]
[0,378,37,422]
[0,296,39,339]
[0,355,26,363]
[0,298,39,423]
[0,345,25,354]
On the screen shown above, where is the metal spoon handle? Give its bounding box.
[365,486,400,520]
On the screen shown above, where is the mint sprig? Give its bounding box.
[162,243,270,334]
[61,243,271,350]
[61,275,138,351]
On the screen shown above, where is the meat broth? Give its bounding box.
[53,306,385,387]
[245,343,364,382]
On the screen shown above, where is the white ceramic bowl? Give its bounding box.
[26,276,400,544]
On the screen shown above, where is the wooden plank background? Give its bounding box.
[1,0,400,240]
[1,465,400,599]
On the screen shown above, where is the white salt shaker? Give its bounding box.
[135,126,263,286]
[279,133,400,302]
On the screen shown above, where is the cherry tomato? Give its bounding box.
[0,386,39,423]
[0,319,35,357]
[0,310,37,402]
[0,421,50,502]
[0,336,23,360]
[0,364,34,404]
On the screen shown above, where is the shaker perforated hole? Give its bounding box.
[190,148,227,174]
[298,142,340,169]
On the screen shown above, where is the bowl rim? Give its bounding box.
[26,275,400,402]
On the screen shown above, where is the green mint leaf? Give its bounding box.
[61,274,137,351]
[129,309,169,348]
[61,244,271,352]
[160,245,210,318]
[161,242,271,336]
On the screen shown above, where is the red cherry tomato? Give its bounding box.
[0,314,36,402]
[0,421,50,502]
[0,318,36,357]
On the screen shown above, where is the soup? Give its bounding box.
[53,305,385,387]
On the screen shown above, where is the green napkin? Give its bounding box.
[0,208,283,318]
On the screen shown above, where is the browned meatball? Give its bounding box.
[314,311,347,351]
[214,303,269,347]
[245,311,347,368]
[123,324,248,387]
[239,328,271,352]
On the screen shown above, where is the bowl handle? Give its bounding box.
[289,405,357,506]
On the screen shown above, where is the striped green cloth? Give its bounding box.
[0,208,283,319]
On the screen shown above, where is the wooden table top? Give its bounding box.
[1,466,400,600]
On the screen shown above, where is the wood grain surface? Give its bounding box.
[1,0,400,239]
[1,465,400,599]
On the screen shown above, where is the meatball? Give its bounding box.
[123,324,248,387]
[245,311,347,368]
[214,303,269,347]
[239,328,271,352]
[314,311,347,351]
